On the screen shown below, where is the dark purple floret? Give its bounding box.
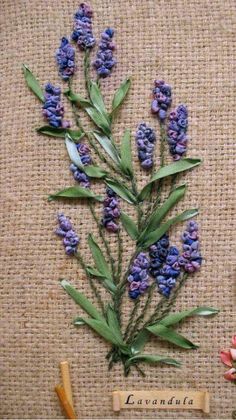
[151,80,172,121]
[93,28,116,78]
[149,234,181,297]
[128,252,150,299]
[179,221,202,273]
[56,37,76,81]
[135,123,156,170]
[101,187,120,233]
[71,3,95,50]
[55,213,79,255]
[167,104,188,160]
[42,83,70,128]
[69,143,92,188]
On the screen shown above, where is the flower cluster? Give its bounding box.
[93,28,116,77]
[71,3,95,50]
[151,80,172,120]
[167,104,188,160]
[101,187,120,232]
[42,83,70,128]
[128,253,150,299]
[179,221,202,273]
[56,37,76,81]
[55,214,79,255]
[149,235,181,297]
[70,143,92,188]
[220,335,236,382]
[135,123,156,170]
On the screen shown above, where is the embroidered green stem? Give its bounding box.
[117,230,123,282]
[75,251,105,315]
[84,49,91,92]
[123,298,141,340]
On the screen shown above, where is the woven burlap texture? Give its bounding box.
[1,0,236,418]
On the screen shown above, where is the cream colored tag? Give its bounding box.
[113,390,210,413]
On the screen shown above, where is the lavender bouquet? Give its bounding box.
[23,3,218,376]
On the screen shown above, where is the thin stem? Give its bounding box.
[117,230,123,282]
[75,251,105,315]
[123,298,141,340]
[84,49,91,92]
[88,201,116,274]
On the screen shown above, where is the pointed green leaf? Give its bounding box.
[84,166,107,178]
[89,81,108,118]
[64,90,91,107]
[138,185,187,243]
[111,78,131,113]
[65,135,83,168]
[159,307,219,327]
[60,280,105,321]
[48,186,103,201]
[81,318,124,346]
[105,179,137,204]
[120,211,139,240]
[139,158,202,200]
[120,129,133,176]
[88,234,112,281]
[37,126,84,141]
[106,304,123,341]
[147,324,198,349]
[131,329,150,355]
[140,208,198,248]
[22,64,44,102]
[73,317,87,326]
[125,353,181,368]
[93,132,120,165]
[86,267,116,293]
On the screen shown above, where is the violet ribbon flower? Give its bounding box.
[55,214,80,255]
[93,28,116,77]
[151,80,172,121]
[71,3,96,50]
[56,37,76,81]
[128,252,150,299]
[167,104,188,160]
[101,187,120,233]
[70,143,92,188]
[135,123,156,170]
[42,83,70,128]
[179,220,202,273]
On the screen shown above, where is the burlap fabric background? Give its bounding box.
[1,0,236,418]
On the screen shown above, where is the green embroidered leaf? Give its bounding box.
[131,329,150,355]
[86,266,105,278]
[73,317,87,326]
[88,234,112,281]
[105,179,137,204]
[111,78,131,113]
[37,126,84,141]
[60,280,105,321]
[140,208,199,248]
[64,90,91,107]
[89,81,109,119]
[159,307,219,327]
[93,132,121,165]
[80,318,124,346]
[22,64,44,102]
[125,353,181,368]
[139,158,202,200]
[84,166,107,178]
[147,324,198,349]
[86,267,116,293]
[120,129,133,176]
[120,211,139,240]
[65,135,83,168]
[106,304,123,341]
[48,186,103,201]
[138,185,187,243]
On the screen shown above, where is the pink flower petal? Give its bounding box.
[224,368,236,381]
[232,335,236,348]
[230,348,236,361]
[220,350,232,367]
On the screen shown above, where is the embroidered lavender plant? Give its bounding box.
[23,2,218,377]
[93,28,116,77]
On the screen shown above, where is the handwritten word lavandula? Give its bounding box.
[151,80,172,121]
[167,104,188,160]
[42,83,70,128]
[128,253,150,299]
[135,123,156,170]
[101,187,120,233]
[72,3,95,50]
[55,214,79,255]
[56,37,75,81]
[93,28,116,77]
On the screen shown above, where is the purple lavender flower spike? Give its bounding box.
[149,234,181,297]
[42,83,70,128]
[93,28,116,78]
[151,80,172,121]
[70,143,92,188]
[72,3,95,50]
[167,104,188,160]
[135,123,156,170]
[56,37,76,81]
[179,221,202,273]
[101,187,120,233]
[56,213,80,255]
[128,252,150,299]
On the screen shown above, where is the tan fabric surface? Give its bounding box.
[1,0,236,418]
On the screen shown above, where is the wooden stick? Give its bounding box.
[60,361,73,409]
[55,384,76,419]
